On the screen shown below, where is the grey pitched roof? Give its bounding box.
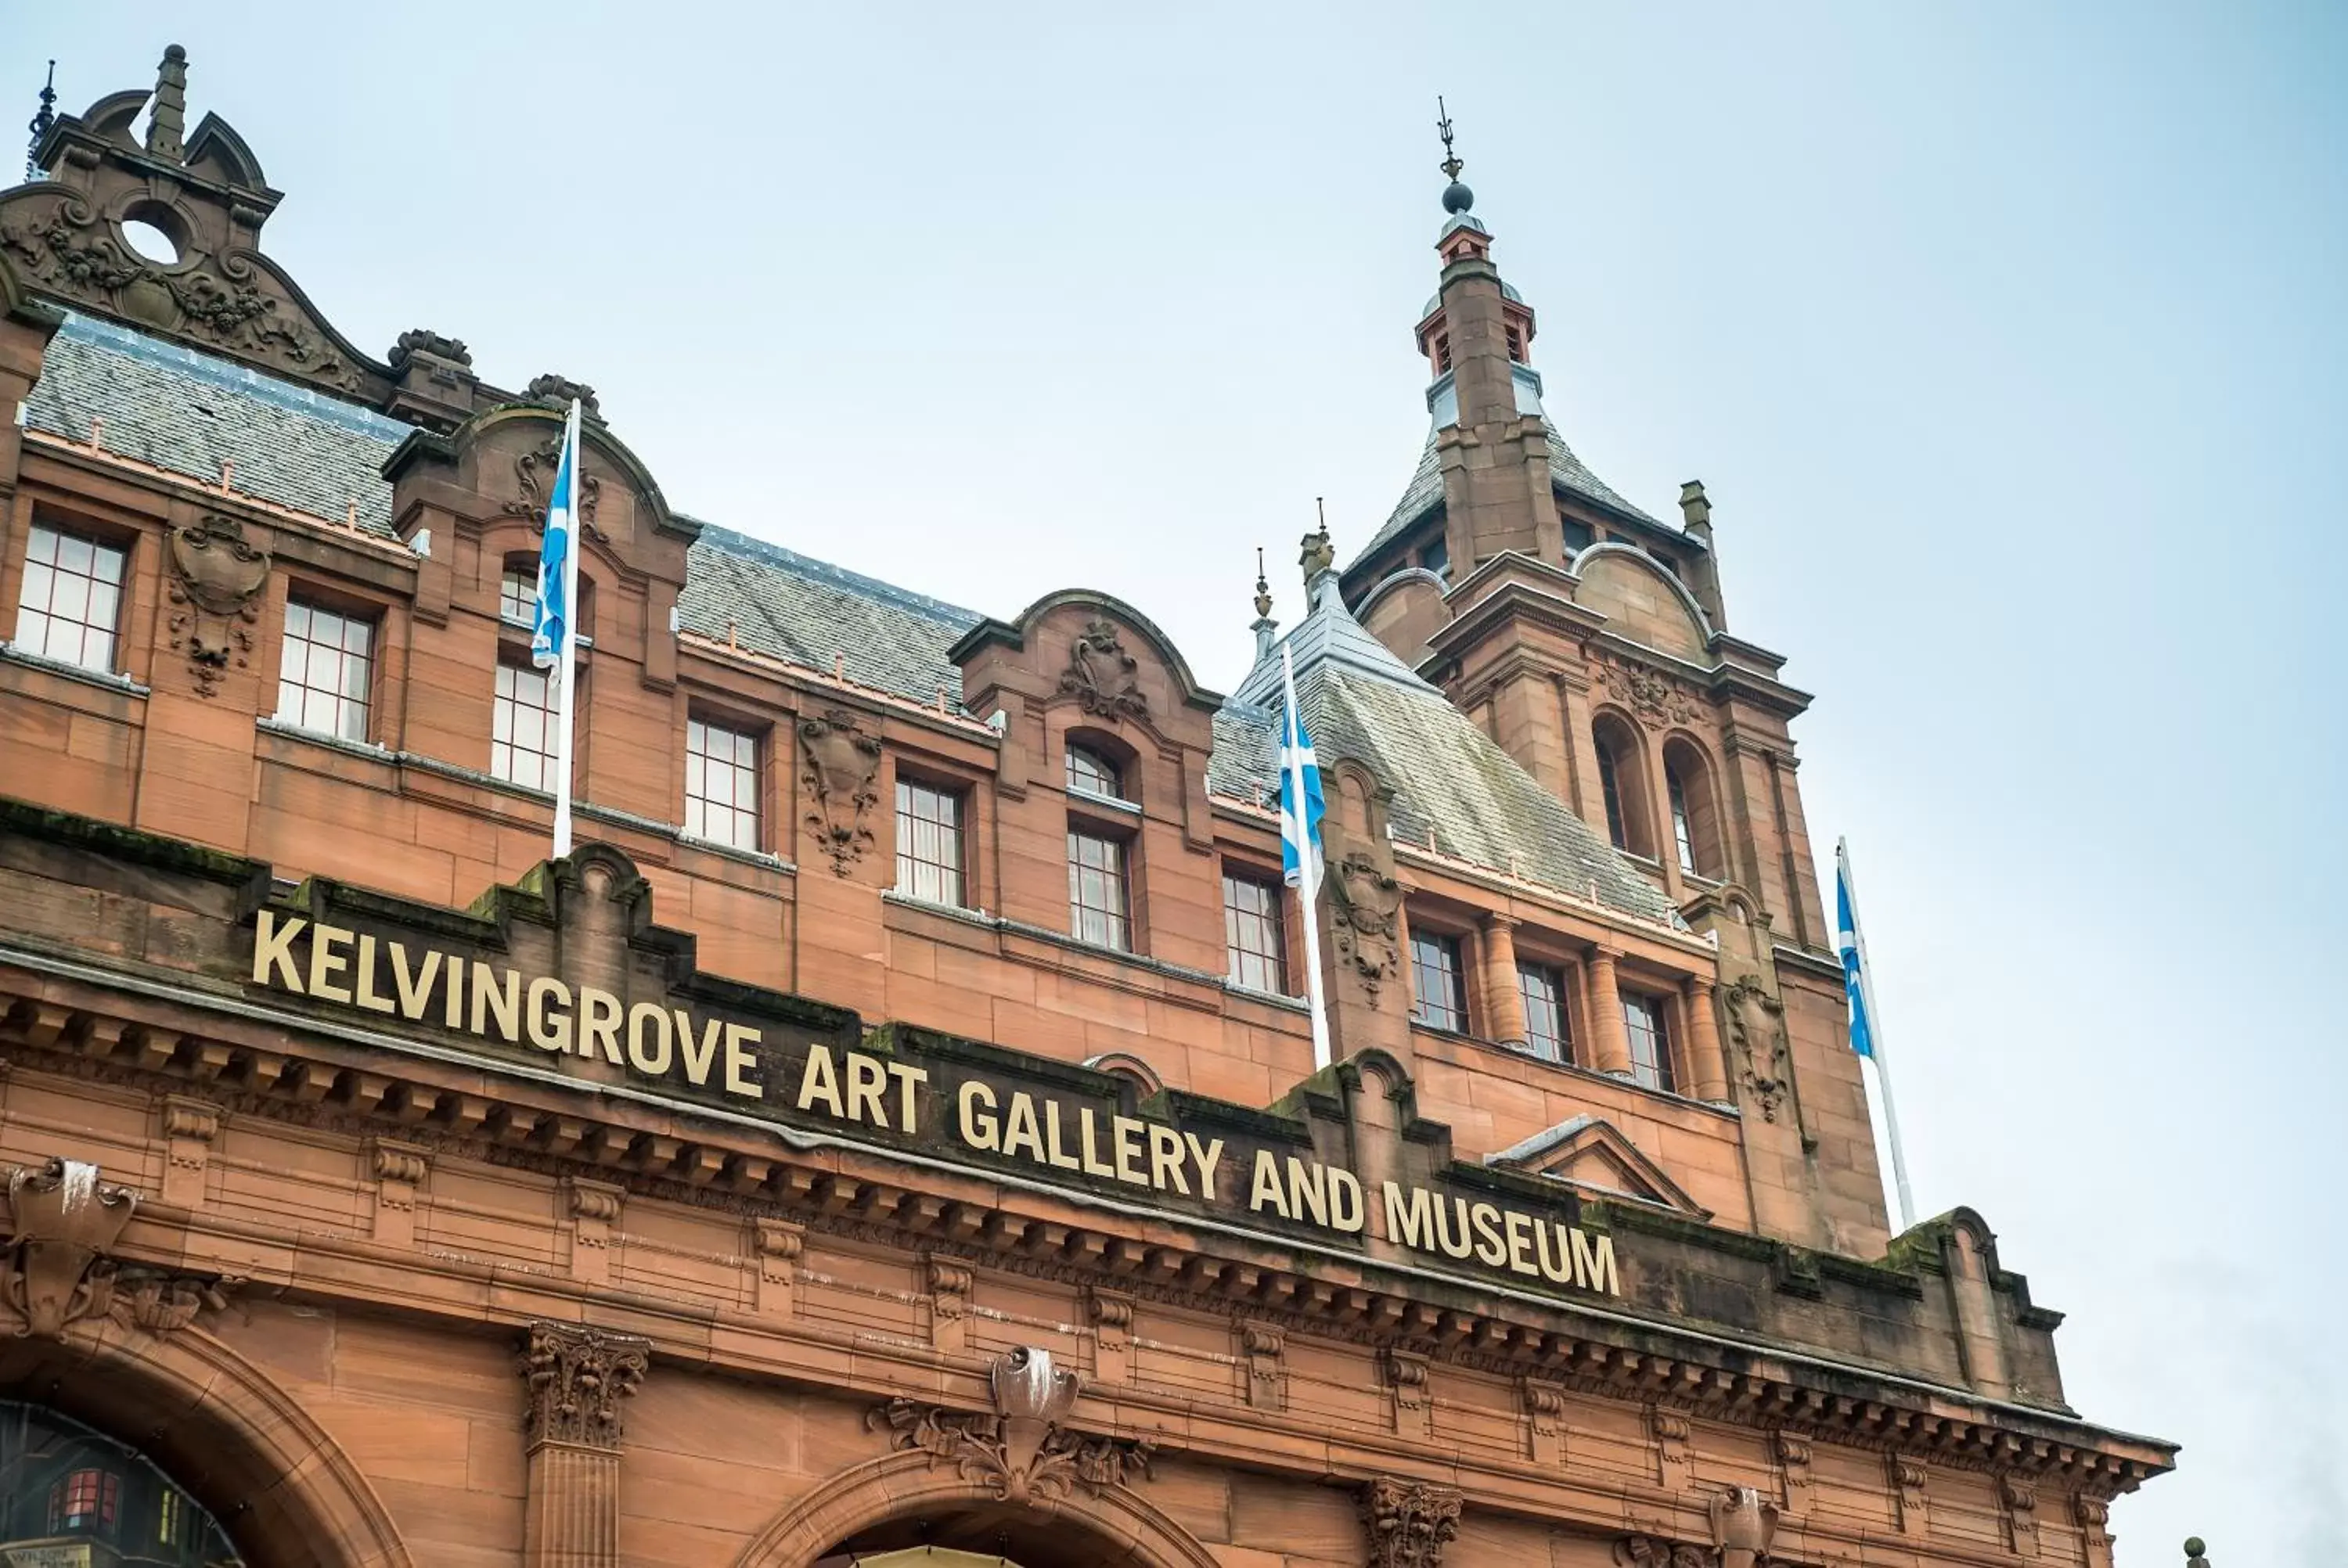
[24,312,408,534]
[1351,418,1664,577]
[678,523,980,705]
[1211,584,1684,927]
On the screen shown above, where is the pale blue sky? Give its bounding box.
[17,4,2345,1560]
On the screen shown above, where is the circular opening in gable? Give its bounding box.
[119,219,180,264]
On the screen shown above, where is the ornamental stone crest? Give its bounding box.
[519,1322,650,1451]
[1327,849,1403,998]
[2,1158,137,1340]
[1709,1484,1781,1568]
[1058,619,1148,723]
[871,1347,1154,1506]
[167,514,271,696]
[501,424,603,537]
[799,707,884,874]
[1360,1476,1462,1568]
[1722,975,1790,1123]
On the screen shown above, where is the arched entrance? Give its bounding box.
[0,1324,413,1568]
[0,1398,242,1563]
[736,1449,1218,1568]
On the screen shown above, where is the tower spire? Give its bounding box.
[25,60,56,184]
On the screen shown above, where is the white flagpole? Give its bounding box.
[1840,837,1915,1232]
[550,399,584,859]
[1280,643,1333,1073]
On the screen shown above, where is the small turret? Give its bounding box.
[145,45,187,161]
[1678,480,1728,630]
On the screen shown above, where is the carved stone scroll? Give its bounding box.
[800,707,883,874]
[1360,1476,1462,1568]
[166,514,270,696]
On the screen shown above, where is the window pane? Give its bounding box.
[1624,994,1675,1093]
[25,525,56,566]
[1068,829,1127,949]
[1409,931,1467,1031]
[1222,872,1285,994]
[1066,746,1122,799]
[57,533,92,574]
[1518,962,1571,1063]
[275,597,375,741]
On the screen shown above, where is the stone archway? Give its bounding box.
[733,1448,1219,1568]
[0,1317,415,1568]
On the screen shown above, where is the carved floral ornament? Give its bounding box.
[1598,654,1698,728]
[800,707,884,874]
[1722,975,1790,1123]
[519,1321,650,1451]
[0,1158,232,1341]
[872,1347,1154,1506]
[167,514,272,696]
[1057,618,1150,723]
[502,425,604,538]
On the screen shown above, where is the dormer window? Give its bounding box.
[1419,536,1449,581]
[1065,745,1124,801]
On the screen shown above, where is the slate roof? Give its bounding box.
[678,523,979,705]
[25,311,1683,924]
[24,313,409,535]
[1213,583,1683,927]
[1350,418,1664,577]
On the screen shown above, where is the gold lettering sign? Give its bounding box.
[248,910,1622,1298]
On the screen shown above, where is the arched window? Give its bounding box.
[1662,738,1723,879]
[1590,716,1652,859]
[1065,744,1123,801]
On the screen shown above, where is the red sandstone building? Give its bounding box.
[0,47,2171,1568]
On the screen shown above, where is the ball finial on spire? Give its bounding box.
[1436,95,1473,214]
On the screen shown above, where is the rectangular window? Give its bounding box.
[1409,930,1469,1031]
[1223,872,1286,994]
[15,522,127,672]
[685,717,759,851]
[275,598,374,741]
[1518,962,1572,1063]
[49,1468,118,1531]
[1067,829,1129,951]
[1623,993,1676,1093]
[895,778,967,907]
[492,660,560,790]
[1559,512,1595,555]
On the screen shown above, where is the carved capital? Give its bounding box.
[519,1322,650,1451]
[1614,1538,1710,1568]
[871,1347,1151,1506]
[799,707,883,874]
[2,1157,139,1340]
[1360,1476,1462,1568]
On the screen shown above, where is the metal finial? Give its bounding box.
[25,60,56,184]
[1435,95,1473,214]
[1253,547,1272,620]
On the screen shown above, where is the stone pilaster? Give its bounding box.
[519,1322,650,1568]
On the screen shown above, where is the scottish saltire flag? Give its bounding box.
[529,404,582,670]
[1835,847,1874,1059]
[1276,659,1325,893]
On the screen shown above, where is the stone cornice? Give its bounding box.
[0,945,2173,1495]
